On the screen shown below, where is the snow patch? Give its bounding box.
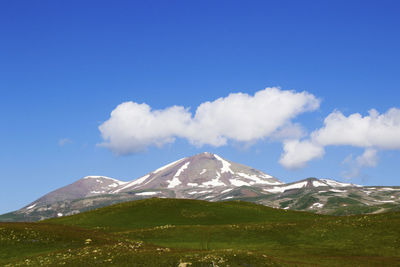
[312,180,328,187]
[176,162,190,177]
[135,191,161,196]
[167,162,190,188]
[222,196,233,200]
[113,174,151,193]
[213,154,234,174]
[229,179,250,186]
[26,204,36,210]
[108,183,119,188]
[263,181,308,193]
[188,190,213,195]
[379,188,400,191]
[90,190,106,194]
[261,173,274,179]
[83,176,126,184]
[202,172,226,187]
[57,213,63,217]
[236,172,281,185]
[196,190,213,195]
[167,177,182,188]
[153,158,185,174]
[221,188,233,194]
[200,169,207,175]
[374,200,395,203]
[329,189,347,193]
[187,183,198,187]
[311,203,324,208]
[320,179,359,187]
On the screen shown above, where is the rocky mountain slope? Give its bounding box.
[1,152,399,221]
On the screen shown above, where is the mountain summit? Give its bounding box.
[112,152,282,194]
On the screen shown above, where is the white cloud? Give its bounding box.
[312,108,400,149]
[98,102,192,154]
[342,148,379,179]
[279,140,325,169]
[186,87,320,146]
[98,87,320,155]
[279,108,400,169]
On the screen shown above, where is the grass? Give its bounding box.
[1,198,400,266]
[45,198,319,230]
[292,194,318,209]
[0,222,117,265]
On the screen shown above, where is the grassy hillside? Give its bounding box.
[1,198,400,266]
[0,222,118,265]
[45,198,319,230]
[0,222,219,266]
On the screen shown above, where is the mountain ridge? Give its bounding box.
[1,152,399,222]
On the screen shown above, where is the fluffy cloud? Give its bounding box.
[98,102,192,154]
[280,108,400,169]
[312,108,400,149]
[279,140,325,169]
[99,87,320,155]
[186,88,320,146]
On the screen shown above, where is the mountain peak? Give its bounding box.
[82,176,126,184]
[198,151,214,155]
[188,152,216,159]
[114,153,282,193]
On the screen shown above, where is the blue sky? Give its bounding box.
[1,0,400,214]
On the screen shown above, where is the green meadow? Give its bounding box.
[1,198,399,266]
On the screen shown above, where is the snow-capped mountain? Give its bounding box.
[112,152,282,194]
[17,153,281,208]
[1,153,399,222]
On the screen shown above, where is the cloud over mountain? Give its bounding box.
[99,86,400,174]
[99,87,320,154]
[98,103,192,154]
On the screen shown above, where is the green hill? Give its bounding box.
[45,198,319,230]
[1,198,400,266]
